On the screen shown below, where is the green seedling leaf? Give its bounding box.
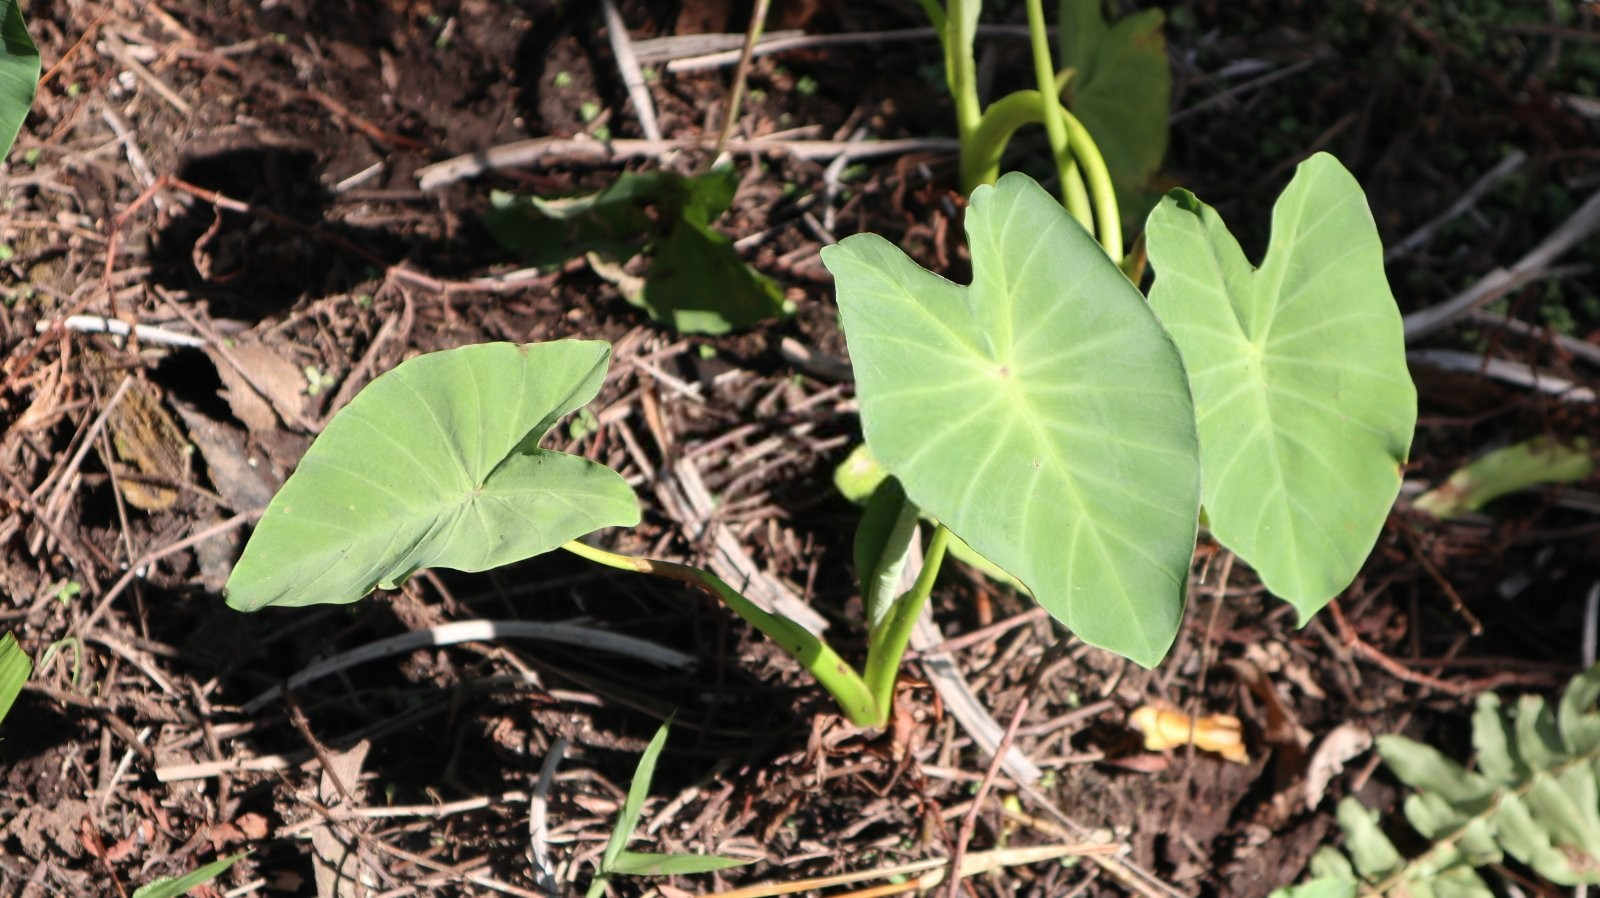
[1415,436,1593,519]
[825,172,1200,666]
[0,631,29,726]
[226,341,639,611]
[588,720,747,896]
[605,850,750,876]
[855,477,920,628]
[1057,0,1169,221]
[0,0,39,161]
[132,853,245,898]
[487,168,787,334]
[1145,152,1415,620]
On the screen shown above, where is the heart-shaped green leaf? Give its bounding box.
[823,172,1200,666]
[225,341,639,611]
[1144,152,1415,618]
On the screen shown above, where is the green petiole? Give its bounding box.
[561,539,882,727]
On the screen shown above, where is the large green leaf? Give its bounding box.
[226,341,639,611]
[0,0,38,161]
[823,172,1200,666]
[1057,0,1170,222]
[1144,152,1415,619]
[487,167,788,335]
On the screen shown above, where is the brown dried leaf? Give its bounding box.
[1304,722,1372,810]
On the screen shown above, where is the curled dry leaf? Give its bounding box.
[1303,721,1372,811]
[1129,701,1249,764]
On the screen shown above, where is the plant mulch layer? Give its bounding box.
[2,1,1598,896]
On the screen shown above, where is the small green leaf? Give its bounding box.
[1415,437,1593,519]
[0,632,29,726]
[1559,663,1600,754]
[226,341,639,611]
[854,477,920,628]
[1145,153,1415,620]
[826,171,1199,666]
[606,850,750,876]
[1057,0,1170,221]
[1336,797,1404,880]
[0,1,39,161]
[1377,735,1491,806]
[132,853,245,898]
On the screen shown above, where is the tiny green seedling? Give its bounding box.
[586,722,749,897]
[132,853,246,898]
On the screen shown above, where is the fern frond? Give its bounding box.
[1274,664,1600,898]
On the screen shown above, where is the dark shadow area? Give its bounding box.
[148,147,407,321]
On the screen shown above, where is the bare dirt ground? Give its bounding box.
[2,1,1598,896]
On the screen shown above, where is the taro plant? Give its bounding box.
[226,150,1415,725]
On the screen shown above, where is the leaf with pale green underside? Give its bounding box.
[225,341,639,611]
[1057,0,1170,222]
[1145,152,1415,620]
[0,1,38,161]
[824,172,1200,666]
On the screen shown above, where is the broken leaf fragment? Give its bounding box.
[1414,436,1593,519]
[1129,701,1249,763]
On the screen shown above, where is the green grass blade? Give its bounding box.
[0,632,29,726]
[132,853,246,898]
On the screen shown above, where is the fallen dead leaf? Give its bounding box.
[1304,722,1372,810]
[1129,701,1250,764]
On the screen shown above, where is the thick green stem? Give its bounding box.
[962,91,1123,261]
[562,540,880,726]
[1024,0,1073,210]
[942,0,983,187]
[862,525,952,725]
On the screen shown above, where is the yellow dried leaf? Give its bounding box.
[1129,702,1249,763]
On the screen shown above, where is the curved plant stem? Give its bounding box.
[940,0,983,189]
[562,539,879,726]
[862,524,953,724]
[1024,0,1074,211]
[963,90,1123,261]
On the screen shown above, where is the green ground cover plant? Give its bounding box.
[1274,664,1600,897]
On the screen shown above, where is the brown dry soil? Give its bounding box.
[2,2,1599,897]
